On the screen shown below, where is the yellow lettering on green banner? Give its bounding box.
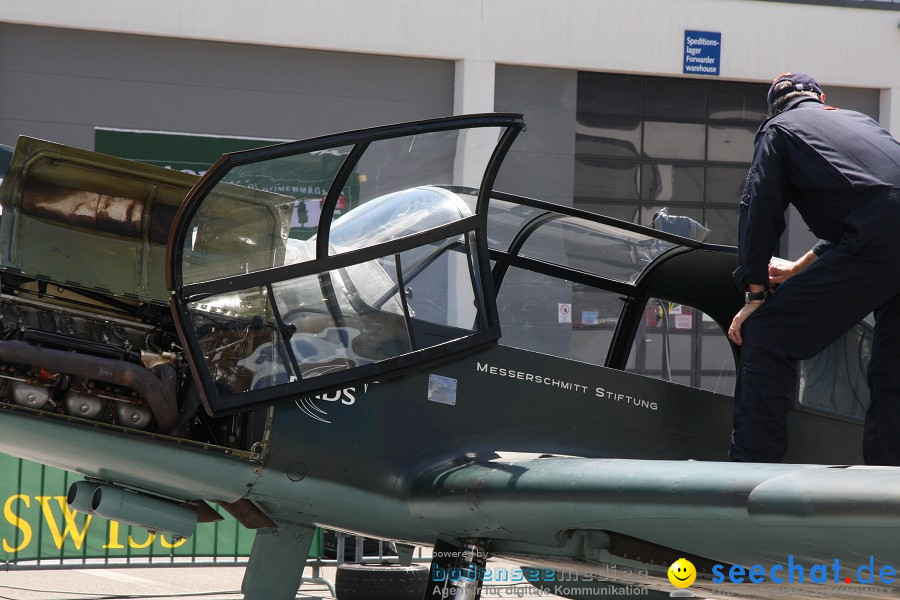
[35,496,92,550]
[2,495,33,553]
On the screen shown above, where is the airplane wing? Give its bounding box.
[411,455,900,587]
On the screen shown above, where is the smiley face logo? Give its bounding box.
[668,558,697,588]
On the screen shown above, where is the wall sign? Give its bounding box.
[683,30,721,76]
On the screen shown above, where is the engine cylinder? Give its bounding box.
[64,392,107,420]
[10,382,51,409]
[115,402,154,430]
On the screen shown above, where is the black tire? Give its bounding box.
[335,562,429,600]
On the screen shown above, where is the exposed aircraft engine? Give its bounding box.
[0,292,182,434]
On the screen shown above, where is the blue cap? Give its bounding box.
[766,73,824,107]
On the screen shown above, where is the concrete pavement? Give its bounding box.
[0,559,572,600]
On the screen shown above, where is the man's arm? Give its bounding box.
[812,239,833,257]
[729,248,820,345]
[732,129,790,290]
[728,283,766,345]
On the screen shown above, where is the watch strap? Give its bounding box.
[745,290,769,303]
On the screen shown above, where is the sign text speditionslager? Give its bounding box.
[684,30,721,76]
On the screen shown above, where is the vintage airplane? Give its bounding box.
[0,114,891,600]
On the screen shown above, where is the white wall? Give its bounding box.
[2,0,899,131]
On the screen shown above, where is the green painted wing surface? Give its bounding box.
[411,456,900,574]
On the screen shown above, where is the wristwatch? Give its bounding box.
[744,290,769,303]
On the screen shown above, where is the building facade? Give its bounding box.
[2,0,898,254]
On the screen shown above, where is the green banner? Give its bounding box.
[0,454,260,562]
[94,128,284,177]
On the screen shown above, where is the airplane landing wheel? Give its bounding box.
[335,562,429,600]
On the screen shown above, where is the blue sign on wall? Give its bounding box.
[683,30,721,76]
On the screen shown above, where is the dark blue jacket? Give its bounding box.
[733,96,900,288]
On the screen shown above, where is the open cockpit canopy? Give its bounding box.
[168,115,525,415]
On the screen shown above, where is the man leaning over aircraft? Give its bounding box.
[727,73,900,465]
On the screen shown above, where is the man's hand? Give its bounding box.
[728,302,762,345]
[768,257,800,285]
[729,280,766,346]
[768,249,818,285]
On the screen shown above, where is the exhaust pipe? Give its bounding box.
[88,484,197,539]
[68,481,223,526]
[66,480,100,514]
[0,340,178,431]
